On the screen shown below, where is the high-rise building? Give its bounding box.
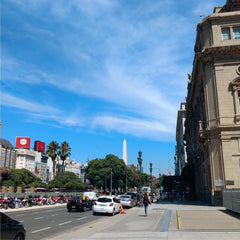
[0,138,16,169]
[175,102,187,176]
[122,139,127,165]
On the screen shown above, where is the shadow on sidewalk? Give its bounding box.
[220,209,240,219]
[153,199,210,206]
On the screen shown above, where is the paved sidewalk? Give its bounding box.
[42,201,240,240]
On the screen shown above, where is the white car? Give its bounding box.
[83,192,98,201]
[93,196,120,216]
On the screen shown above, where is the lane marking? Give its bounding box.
[34,217,44,220]
[32,227,51,233]
[51,214,58,217]
[76,216,87,221]
[46,216,108,240]
[177,210,181,230]
[58,220,72,226]
[161,210,172,232]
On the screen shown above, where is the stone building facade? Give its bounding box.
[175,102,187,176]
[0,138,16,169]
[184,0,240,205]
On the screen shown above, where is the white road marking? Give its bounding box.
[51,214,58,216]
[76,217,87,221]
[34,217,44,220]
[32,227,51,233]
[58,220,72,226]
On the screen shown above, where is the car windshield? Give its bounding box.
[120,195,131,199]
[70,196,82,200]
[97,197,112,203]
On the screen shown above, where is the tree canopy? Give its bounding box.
[1,168,43,187]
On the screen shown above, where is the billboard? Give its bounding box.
[15,137,31,148]
[34,140,45,152]
[34,162,40,174]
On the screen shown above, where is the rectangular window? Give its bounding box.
[233,27,240,39]
[222,28,230,40]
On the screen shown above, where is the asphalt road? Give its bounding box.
[6,205,107,240]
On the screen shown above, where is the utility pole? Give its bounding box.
[110,159,114,196]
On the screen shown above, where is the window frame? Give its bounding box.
[233,27,240,40]
[221,28,231,40]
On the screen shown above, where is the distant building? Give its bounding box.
[0,138,16,169]
[15,148,36,173]
[175,102,187,176]
[65,158,82,178]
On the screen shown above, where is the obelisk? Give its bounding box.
[122,139,127,165]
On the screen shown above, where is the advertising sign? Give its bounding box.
[34,162,40,175]
[15,137,31,148]
[34,140,45,152]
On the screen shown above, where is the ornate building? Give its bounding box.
[175,102,187,176]
[184,0,240,205]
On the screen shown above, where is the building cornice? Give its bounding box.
[196,45,240,61]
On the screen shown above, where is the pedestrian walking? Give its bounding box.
[142,192,151,216]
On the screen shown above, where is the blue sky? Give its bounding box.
[1,0,226,177]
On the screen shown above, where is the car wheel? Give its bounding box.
[111,209,115,216]
[82,206,86,212]
[68,208,71,212]
[14,233,25,240]
[93,212,96,215]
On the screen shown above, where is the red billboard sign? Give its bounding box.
[34,141,45,152]
[15,137,31,148]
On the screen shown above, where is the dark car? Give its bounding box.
[67,195,93,212]
[1,212,26,240]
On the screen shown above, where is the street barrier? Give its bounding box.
[223,189,240,214]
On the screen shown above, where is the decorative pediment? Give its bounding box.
[229,77,240,88]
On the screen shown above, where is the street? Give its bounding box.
[42,201,240,240]
[2,200,240,240]
[5,205,106,240]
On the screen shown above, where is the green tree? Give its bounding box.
[46,141,60,192]
[2,168,42,187]
[86,154,128,192]
[0,167,12,186]
[58,141,71,191]
[47,171,83,191]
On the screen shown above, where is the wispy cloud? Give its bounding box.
[2,0,225,142]
[1,92,59,114]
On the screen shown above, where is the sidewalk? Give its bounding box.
[43,201,240,240]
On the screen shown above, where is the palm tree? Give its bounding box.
[58,141,71,191]
[46,141,59,192]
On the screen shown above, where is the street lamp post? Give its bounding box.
[125,169,128,193]
[110,159,113,196]
[150,162,153,200]
[137,150,142,190]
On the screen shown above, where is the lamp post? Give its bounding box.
[125,169,128,193]
[137,150,142,190]
[110,159,113,196]
[150,162,153,201]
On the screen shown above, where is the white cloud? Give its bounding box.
[1,92,59,114]
[92,115,174,141]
